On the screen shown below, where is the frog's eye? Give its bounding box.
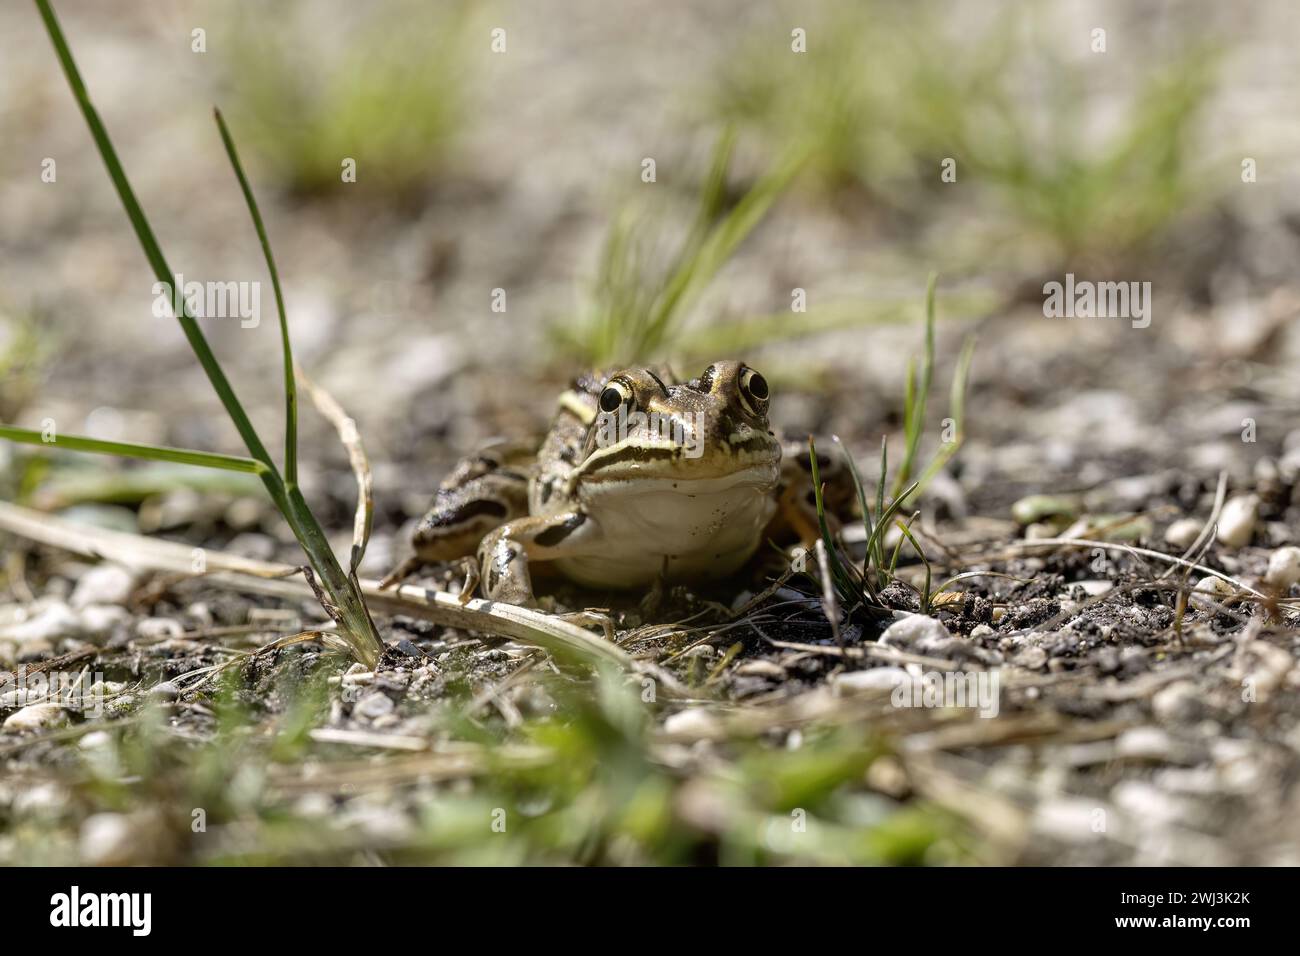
[599,380,633,413]
[738,367,769,415]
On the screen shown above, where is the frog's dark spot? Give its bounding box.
[425,498,508,528]
[535,512,587,547]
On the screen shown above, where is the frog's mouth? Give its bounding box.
[575,439,780,487]
[575,455,781,501]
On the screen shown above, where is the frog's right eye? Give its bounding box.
[599,380,633,413]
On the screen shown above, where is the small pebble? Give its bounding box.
[78,604,129,637]
[1264,546,1300,589]
[663,708,720,737]
[1189,575,1234,610]
[879,613,950,650]
[135,617,185,640]
[70,564,135,609]
[1116,726,1174,761]
[147,681,181,702]
[353,691,395,720]
[832,667,908,695]
[1012,646,1048,670]
[0,601,83,646]
[79,730,114,750]
[1215,494,1258,549]
[3,703,70,732]
[734,660,785,679]
[1163,517,1202,550]
[79,813,141,866]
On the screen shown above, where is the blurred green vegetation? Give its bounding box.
[216,0,478,198]
[0,308,50,422]
[1,655,970,866]
[708,1,1224,269]
[551,131,807,367]
[551,131,995,370]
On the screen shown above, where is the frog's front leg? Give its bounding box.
[380,444,531,589]
[477,511,598,606]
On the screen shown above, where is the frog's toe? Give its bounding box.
[479,532,537,607]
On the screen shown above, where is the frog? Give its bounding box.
[382,360,848,606]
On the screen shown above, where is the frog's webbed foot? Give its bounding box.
[477,511,597,607]
[378,555,425,591]
[453,556,480,606]
[554,610,616,643]
[386,441,532,589]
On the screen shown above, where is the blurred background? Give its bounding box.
[4,0,1300,867]
[3,0,1299,563]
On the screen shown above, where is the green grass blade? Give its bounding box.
[874,435,888,574]
[0,425,267,475]
[915,330,977,495]
[214,107,297,486]
[892,515,932,614]
[33,0,275,473]
[831,435,875,581]
[644,142,808,352]
[807,438,861,603]
[892,273,937,498]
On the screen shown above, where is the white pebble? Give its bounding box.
[832,667,908,696]
[78,604,129,637]
[1116,726,1173,761]
[0,601,83,646]
[70,564,136,609]
[879,613,950,649]
[135,617,185,640]
[1164,517,1202,550]
[352,691,394,720]
[663,708,721,737]
[79,813,140,866]
[3,703,70,732]
[1189,576,1234,610]
[1215,495,1258,549]
[1264,546,1300,589]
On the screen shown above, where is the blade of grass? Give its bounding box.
[874,435,888,574]
[0,425,267,475]
[831,435,876,583]
[30,0,382,665]
[892,515,932,615]
[892,272,937,498]
[33,0,275,476]
[214,107,297,486]
[915,330,976,495]
[641,141,809,355]
[865,478,919,588]
[807,438,861,604]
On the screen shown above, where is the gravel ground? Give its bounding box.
[2,0,1300,865]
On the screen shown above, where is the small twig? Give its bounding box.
[1159,470,1227,580]
[813,538,843,646]
[0,501,635,674]
[979,536,1265,599]
[294,362,372,575]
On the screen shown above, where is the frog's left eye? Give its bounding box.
[599,380,633,413]
[738,367,769,415]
